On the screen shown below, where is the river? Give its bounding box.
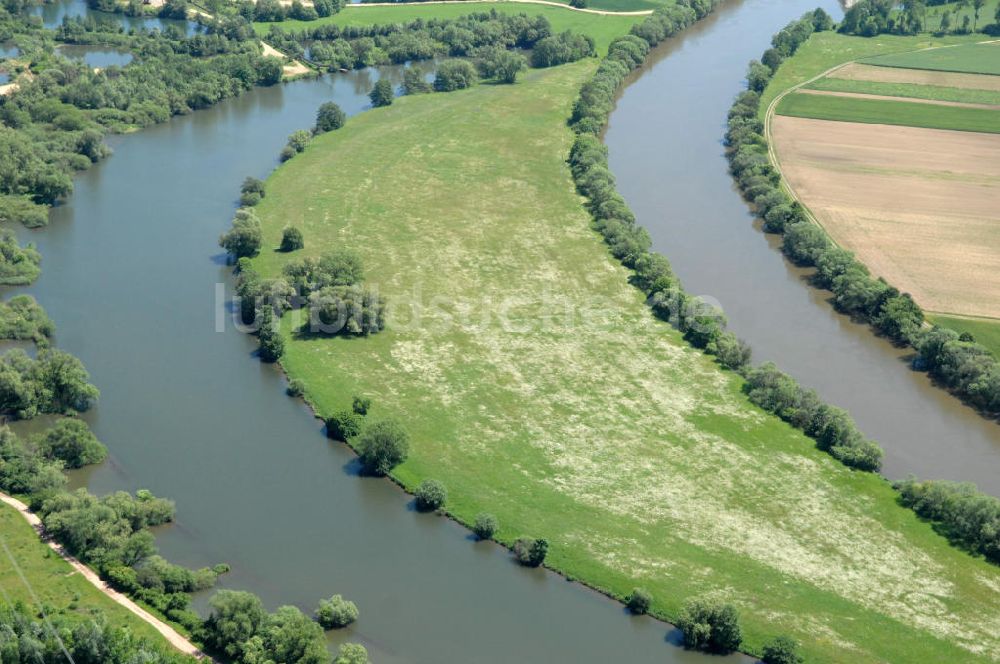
[605,0,1000,496]
[12,0,995,661]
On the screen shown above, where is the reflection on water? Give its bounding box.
[57,43,134,68]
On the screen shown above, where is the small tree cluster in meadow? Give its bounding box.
[476,47,527,84]
[326,395,372,441]
[315,594,359,629]
[530,31,595,67]
[280,226,304,252]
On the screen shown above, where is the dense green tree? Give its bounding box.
[326,410,363,441]
[477,47,527,83]
[220,209,263,259]
[433,60,478,92]
[257,56,284,86]
[257,307,284,363]
[472,512,498,540]
[334,643,369,664]
[356,419,409,475]
[36,418,106,469]
[402,68,432,95]
[280,226,305,252]
[676,599,742,653]
[626,587,652,615]
[415,479,447,511]
[205,590,267,660]
[369,79,394,107]
[316,594,359,629]
[762,635,804,664]
[315,102,346,133]
[513,537,548,567]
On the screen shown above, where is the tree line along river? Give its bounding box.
[12,0,1000,661]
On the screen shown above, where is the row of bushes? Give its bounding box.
[243,0,345,23]
[266,12,591,71]
[895,477,1000,563]
[839,0,1000,36]
[568,3,884,475]
[726,12,1000,418]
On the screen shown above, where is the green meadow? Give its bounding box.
[804,76,1000,105]
[776,90,1000,132]
[863,41,1000,76]
[760,31,985,115]
[250,57,1000,663]
[254,3,645,53]
[931,315,1000,358]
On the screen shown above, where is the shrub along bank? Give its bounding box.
[726,11,1000,557]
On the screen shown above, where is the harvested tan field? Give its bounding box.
[772,115,1000,318]
[830,62,1000,92]
[797,87,1000,110]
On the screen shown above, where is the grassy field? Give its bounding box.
[0,502,181,650]
[776,90,1000,132]
[804,75,1000,105]
[931,315,1000,357]
[254,3,645,53]
[249,60,1000,663]
[863,41,1000,75]
[760,31,986,115]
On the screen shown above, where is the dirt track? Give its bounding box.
[771,115,1000,318]
[0,491,209,660]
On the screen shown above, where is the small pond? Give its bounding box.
[57,43,134,68]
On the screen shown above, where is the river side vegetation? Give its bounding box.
[727,19,1000,419]
[0,505,197,664]
[728,10,1000,576]
[259,10,596,73]
[0,230,41,286]
[245,2,1000,660]
[252,2,644,54]
[0,6,285,227]
[0,294,53,346]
